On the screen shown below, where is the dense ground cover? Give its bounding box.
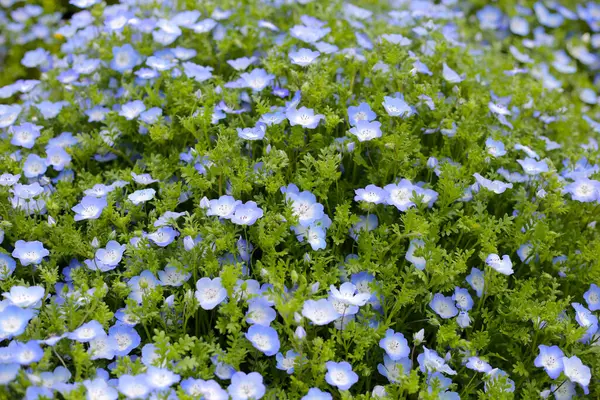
[0,0,599,398]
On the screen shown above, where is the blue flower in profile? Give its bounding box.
[382,94,414,117]
[473,173,513,194]
[534,345,564,379]
[228,372,266,400]
[348,120,382,142]
[347,102,376,126]
[289,48,320,67]
[517,157,549,175]
[72,196,107,221]
[377,355,412,383]
[429,293,458,319]
[0,305,34,339]
[379,329,409,360]
[110,44,141,73]
[227,56,257,71]
[290,24,330,43]
[12,240,49,266]
[405,239,426,270]
[583,284,600,311]
[0,254,16,280]
[34,101,68,119]
[417,347,456,375]
[237,123,267,141]
[325,361,358,390]
[443,63,464,83]
[245,324,280,356]
[571,302,598,343]
[182,62,214,82]
[195,277,227,310]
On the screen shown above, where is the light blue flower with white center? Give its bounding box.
[562,355,591,394]
[302,299,338,325]
[147,227,180,247]
[228,372,265,400]
[34,101,68,119]
[413,185,438,208]
[181,378,228,399]
[486,253,514,275]
[21,48,50,68]
[117,374,151,399]
[325,361,358,390]
[46,146,71,171]
[292,223,328,250]
[286,106,325,129]
[128,270,159,303]
[275,350,299,374]
[181,62,213,82]
[466,356,492,373]
[145,366,180,390]
[0,363,21,385]
[110,44,141,73]
[0,173,20,187]
[473,173,513,194]
[430,293,458,319]
[534,345,564,379]
[571,302,598,343]
[534,2,564,28]
[119,100,146,120]
[128,189,156,205]
[109,324,141,357]
[70,0,99,8]
[290,25,330,43]
[418,346,456,375]
[384,180,416,211]
[68,320,105,342]
[301,388,332,400]
[246,297,276,326]
[348,120,382,142]
[72,196,107,221]
[10,122,41,148]
[289,48,320,67]
[330,282,370,306]
[130,172,157,185]
[510,16,530,36]
[379,329,409,360]
[466,267,485,298]
[517,243,535,264]
[158,265,191,287]
[139,107,163,124]
[286,191,324,227]
[210,355,236,380]
[517,157,549,175]
[377,355,412,383]
[0,305,34,339]
[13,341,43,365]
[22,154,47,178]
[207,195,241,219]
[354,184,387,204]
[12,240,49,266]
[456,311,471,328]
[0,254,16,280]
[240,69,275,92]
[237,123,267,141]
[347,102,376,126]
[85,106,110,122]
[227,56,257,71]
[485,138,506,157]
[443,63,464,83]
[3,285,44,308]
[245,324,280,356]
[563,178,600,202]
[259,111,286,126]
[583,284,600,311]
[83,378,118,400]
[453,287,473,311]
[477,5,506,30]
[95,240,126,269]
[146,55,176,72]
[195,277,227,310]
[88,334,117,359]
[349,214,378,241]
[382,94,414,117]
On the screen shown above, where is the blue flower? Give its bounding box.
[517,157,549,175]
[348,120,382,142]
[302,299,338,325]
[72,196,107,221]
[289,48,320,66]
[9,122,41,148]
[485,254,514,275]
[347,102,377,126]
[377,355,412,383]
[145,366,180,390]
[0,254,16,280]
[182,62,214,82]
[139,107,163,124]
[418,346,456,375]
[21,48,51,69]
[85,106,110,122]
[68,320,105,342]
[510,16,530,36]
[245,324,280,356]
[207,195,242,219]
[534,345,564,379]
[246,297,276,326]
[330,282,370,306]
[354,184,387,204]
[466,267,485,297]
[95,240,126,269]
[195,277,227,310]
[3,285,44,308]
[286,191,324,227]
[452,287,474,311]
[405,239,426,270]
[473,173,513,194]
[181,378,228,398]
[563,178,599,202]
[12,240,49,266]
[286,106,324,129]
[117,375,151,399]
[83,379,118,400]
[301,388,332,400]
[562,355,591,394]
[583,284,600,311]
[325,361,358,390]
[70,0,99,8]
[466,356,492,373]
[46,146,71,171]
[429,293,458,319]
[349,214,378,241]
[571,302,598,343]
[34,100,68,119]
[110,44,141,73]
[108,325,141,356]
[379,329,409,360]
[25,386,54,400]
[276,350,299,374]
[413,186,438,208]
[22,154,47,178]
[128,189,156,205]
[382,94,414,117]
[227,372,266,400]
[227,56,257,71]
[442,63,464,83]
[147,227,180,247]
[0,363,21,385]
[237,123,267,141]
[240,69,275,92]
[119,100,146,120]
[384,180,416,211]
[128,270,159,303]
[0,305,34,339]
[290,25,330,43]
[158,266,191,287]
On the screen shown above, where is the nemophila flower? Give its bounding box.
[0,254,16,280]
[325,361,358,391]
[180,378,228,399]
[413,186,438,208]
[85,106,110,122]
[109,324,141,357]
[0,306,34,339]
[384,180,416,211]
[563,178,600,202]
[302,299,338,325]
[562,356,591,394]
[405,239,426,270]
[466,356,492,373]
[128,189,156,205]
[0,173,20,187]
[418,347,456,375]
[145,366,180,390]
[456,311,471,328]
[119,100,146,120]
[260,111,286,126]
[377,355,412,383]
[240,69,275,92]
[228,372,266,400]
[583,284,600,311]
[158,266,191,287]
[430,293,458,319]
[12,240,49,266]
[286,191,324,226]
[348,120,382,142]
[275,350,298,374]
[117,374,151,399]
[453,287,474,311]
[0,363,21,385]
[486,254,514,275]
[286,106,324,129]
[83,378,118,400]
[289,48,320,66]
[379,329,409,360]
[302,388,332,400]
[110,44,141,73]
[22,154,47,178]
[45,146,71,171]
[246,298,276,326]
[21,48,50,69]
[571,303,598,342]
[95,241,126,269]
[290,25,330,43]
[89,334,117,360]
[534,345,564,379]
[147,227,180,247]
[245,324,280,356]
[72,196,107,221]
[227,56,257,71]
[517,157,549,175]
[68,320,105,342]
[207,195,241,219]
[237,123,266,141]
[354,184,387,204]
[3,285,44,308]
[195,277,227,310]
[347,102,376,126]
[128,270,159,303]
[10,122,41,148]
[349,214,378,241]
[382,94,414,117]
[442,63,464,83]
[330,282,370,306]
[473,173,513,194]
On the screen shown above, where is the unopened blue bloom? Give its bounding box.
[430,293,458,319]
[195,277,227,310]
[517,157,549,175]
[110,44,141,73]
[108,324,141,356]
[453,287,474,311]
[473,173,513,194]
[68,320,105,342]
[562,355,591,394]
[12,240,49,266]
[228,372,266,400]
[147,227,180,247]
[563,178,599,202]
[583,284,600,311]
[287,106,324,129]
[289,48,320,66]
[354,184,387,204]
[240,69,275,92]
[348,120,382,142]
[207,195,241,219]
[385,180,416,211]
[245,324,280,356]
[382,94,414,117]
[237,123,267,141]
[128,189,156,205]
[117,374,151,399]
[46,146,71,171]
[347,102,376,126]
[119,100,146,120]
[325,361,358,390]
[10,122,41,148]
[72,196,107,221]
[486,254,514,275]
[534,345,564,379]
[0,305,34,339]
[379,329,409,360]
[3,285,44,308]
[302,388,332,400]
[302,299,338,325]
[466,356,492,373]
